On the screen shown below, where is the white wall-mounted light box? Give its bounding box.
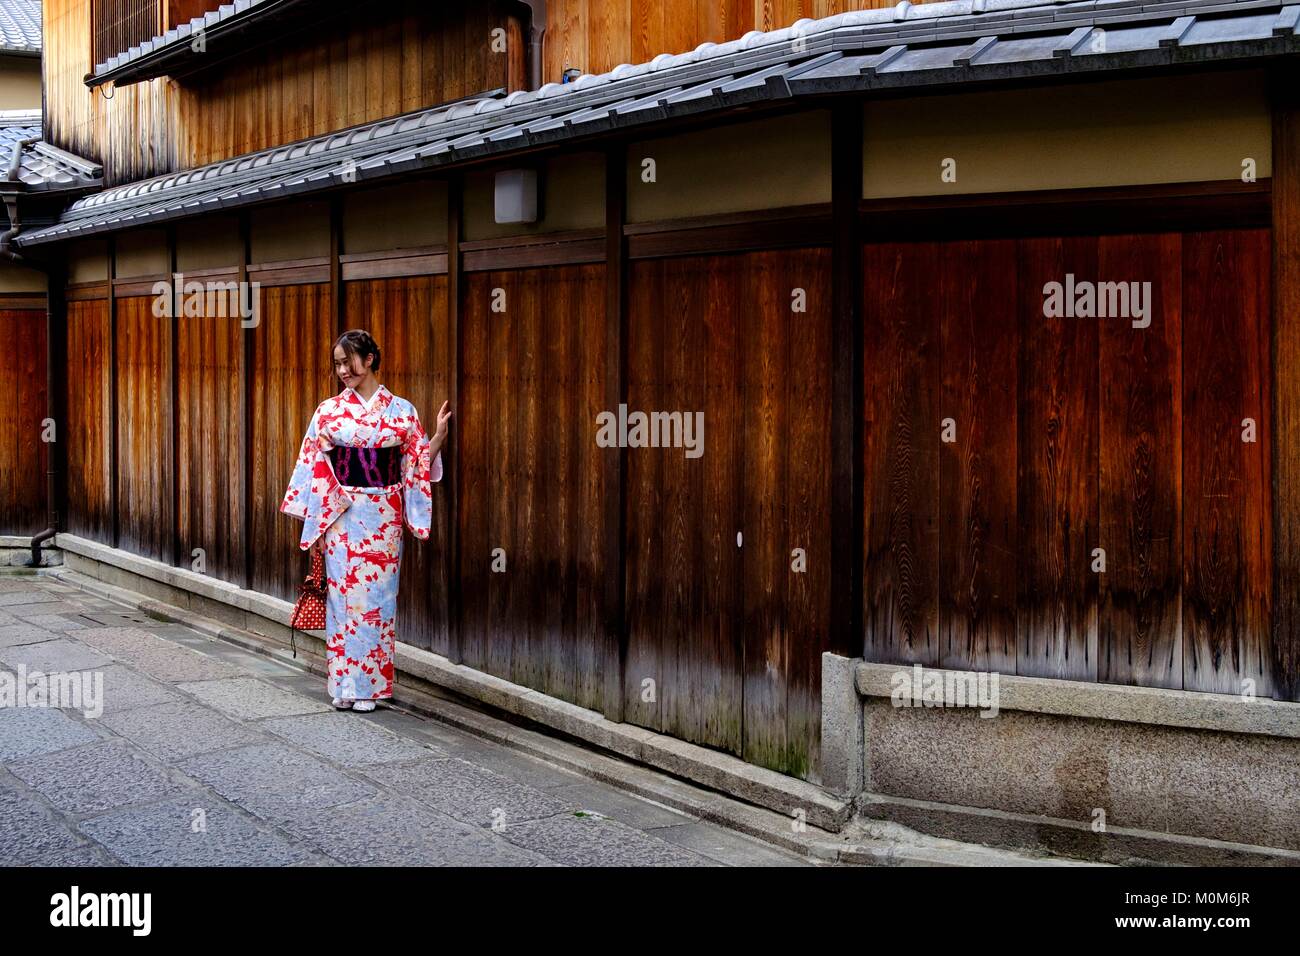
[494,168,539,224]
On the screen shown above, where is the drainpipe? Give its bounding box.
[0,137,62,568]
[517,0,547,90]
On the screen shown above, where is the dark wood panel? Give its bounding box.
[859,181,1271,242]
[625,254,744,754]
[938,240,1018,673]
[177,309,243,584]
[65,299,114,544]
[742,249,833,779]
[459,264,611,713]
[1098,233,1183,688]
[1182,228,1273,697]
[1272,73,1300,703]
[0,311,49,534]
[344,276,452,655]
[862,241,941,666]
[114,296,173,563]
[1016,237,1099,681]
[250,283,335,601]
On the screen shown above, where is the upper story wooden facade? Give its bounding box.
[43,0,905,186]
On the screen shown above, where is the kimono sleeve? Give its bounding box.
[279,408,351,551]
[400,407,443,540]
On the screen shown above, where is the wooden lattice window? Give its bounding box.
[92,0,162,65]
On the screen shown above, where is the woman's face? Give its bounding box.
[333,346,370,389]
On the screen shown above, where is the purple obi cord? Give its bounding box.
[329,444,402,488]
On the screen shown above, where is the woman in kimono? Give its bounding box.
[279,329,451,712]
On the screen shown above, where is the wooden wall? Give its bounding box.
[0,309,48,535]
[250,283,336,601]
[460,264,612,712]
[862,229,1274,696]
[43,0,525,185]
[546,0,907,80]
[177,308,243,583]
[64,297,113,544]
[626,250,833,777]
[114,295,173,562]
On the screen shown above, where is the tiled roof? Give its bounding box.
[22,0,1300,245]
[0,112,104,191]
[90,0,319,86]
[0,0,40,55]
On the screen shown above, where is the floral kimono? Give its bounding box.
[280,385,442,701]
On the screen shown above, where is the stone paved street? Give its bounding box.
[0,574,811,867]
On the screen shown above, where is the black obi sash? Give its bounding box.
[329,444,402,488]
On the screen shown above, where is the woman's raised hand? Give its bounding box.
[434,400,453,442]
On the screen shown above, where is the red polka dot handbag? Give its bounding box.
[288,546,327,658]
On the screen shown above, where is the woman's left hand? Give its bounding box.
[434,400,452,442]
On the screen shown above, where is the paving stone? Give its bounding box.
[495,812,718,867]
[0,784,89,865]
[80,794,316,867]
[0,638,113,673]
[0,707,102,762]
[9,741,189,814]
[275,793,555,867]
[17,614,87,631]
[0,624,58,648]
[93,665,183,714]
[176,743,374,823]
[258,712,441,767]
[367,756,578,828]
[0,666,104,718]
[74,627,245,682]
[0,590,60,607]
[177,677,333,720]
[99,701,269,762]
[45,845,121,866]
[546,779,700,829]
[440,738,588,790]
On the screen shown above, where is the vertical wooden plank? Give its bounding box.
[604,146,628,721]
[830,101,862,662]
[1016,236,1099,681]
[588,0,630,77]
[1098,233,1183,689]
[447,176,464,665]
[1182,229,1273,697]
[240,212,253,590]
[742,248,833,779]
[1272,72,1300,703]
[938,238,1018,674]
[743,252,791,772]
[623,257,665,728]
[108,239,119,550]
[168,226,180,568]
[862,241,941,666]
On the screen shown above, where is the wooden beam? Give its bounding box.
[1272,68,1300,702]
[603,143,628,722]
[107,237,119,550]
[831,101,864,660]
[168,225,180,569]
[859,180,1270,240]
[239,211,254,591]
[448,175,464,665]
